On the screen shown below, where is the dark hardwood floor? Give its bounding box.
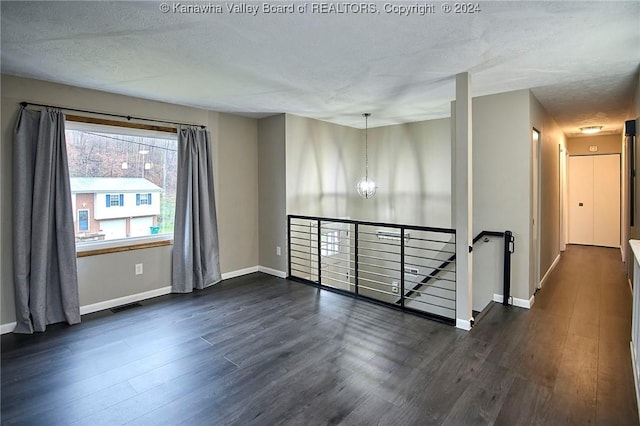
[1,245,638,425]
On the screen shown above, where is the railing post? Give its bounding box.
[317,219,322,285]
[354,223,359,295]
[503,230,514,306]
[400,226,405,309]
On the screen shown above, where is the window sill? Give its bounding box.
[76,238,173,258]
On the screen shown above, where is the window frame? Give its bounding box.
[65,118,178,256]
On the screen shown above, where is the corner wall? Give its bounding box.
[258,114,287,274]
[218,113,259,273]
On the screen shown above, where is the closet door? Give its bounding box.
[569,156,594,245]
[593,154,620,247]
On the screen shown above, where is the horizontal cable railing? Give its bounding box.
[287,215,457,324]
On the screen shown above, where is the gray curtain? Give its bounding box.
[172,127,221,293]
[13,107,80,333]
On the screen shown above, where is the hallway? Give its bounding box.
[475,244,639,424]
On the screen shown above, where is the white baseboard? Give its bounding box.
[539,253,561,289]
[258,266,287,279]
[1,322,17,334]
[1,266,283,335]
[493,293,535,309]
[221,266,258,280]
[456,318,472,331]
[631,342,640,419]
[80,286,172,315]
[1,286,174,334]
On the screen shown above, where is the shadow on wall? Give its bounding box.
[286,115,452,228]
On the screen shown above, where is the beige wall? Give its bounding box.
[217,113,259,273]
[567,134,622,155]
[530,93,566,291]
[285,114,362,219]
[473,90,532,302]
[629,72,640,270]
[258,114,287,273]
[366,119,452,227]
[285,114,452,227]
[1,75,259,326]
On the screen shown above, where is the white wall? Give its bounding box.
[1,75,259,326]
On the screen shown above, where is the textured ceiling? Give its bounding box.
[1,1,639,133]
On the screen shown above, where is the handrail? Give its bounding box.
[288,214,456,234]
[473,230,505,244]
[400,229,514,306]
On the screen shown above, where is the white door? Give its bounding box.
[594,155,620,247]
[569,156,595,245]
[568,154,620,248]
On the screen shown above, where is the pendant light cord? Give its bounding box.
[364,113,370,181]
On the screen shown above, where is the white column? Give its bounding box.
[454,72,473,330]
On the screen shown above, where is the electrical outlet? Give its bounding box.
[135,263,143,275]
[276,246,281,256]
[392,281,399,294]
[404,267,419,276]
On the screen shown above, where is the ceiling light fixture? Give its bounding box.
[580,126,603,135]
[357,113,376,199]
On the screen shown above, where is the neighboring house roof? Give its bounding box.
[70,177,163,193]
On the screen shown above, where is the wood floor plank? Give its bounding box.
[1,246,638,425]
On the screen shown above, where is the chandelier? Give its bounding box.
[357,113,376,199]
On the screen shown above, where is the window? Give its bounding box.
[321,230,340,257]
[136,193,151,205]
[107,193,123,207]
[65,121,177,248]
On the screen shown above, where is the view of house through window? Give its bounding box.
[65,123,178,245]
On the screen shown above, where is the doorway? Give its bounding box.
[568,154,621,248]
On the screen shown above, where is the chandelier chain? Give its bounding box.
[364,113,369,181]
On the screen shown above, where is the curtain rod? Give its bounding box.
[20,101,206,129]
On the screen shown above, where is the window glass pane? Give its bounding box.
[65,125,177,245]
